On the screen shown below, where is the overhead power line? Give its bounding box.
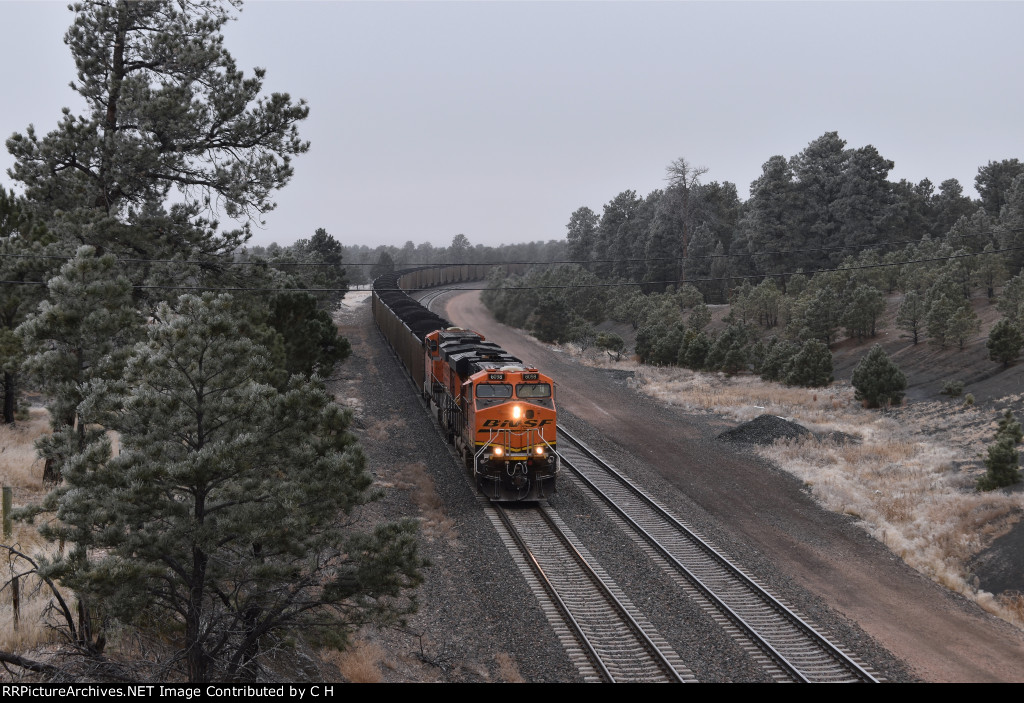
[387,244,1024,292]
[3,238,1022,294]
[1,227,1020,269]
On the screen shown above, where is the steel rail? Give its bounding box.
[558,427,878,683]
[498,504,689,683]
[492,504,615,682]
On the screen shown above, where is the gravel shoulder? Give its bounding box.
[442,289,1024,683]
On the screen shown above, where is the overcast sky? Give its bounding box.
[1,1,1022,249]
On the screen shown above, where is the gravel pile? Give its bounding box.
[716,414,813,445]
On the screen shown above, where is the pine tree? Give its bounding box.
[18,247,141,480]
[785,339,834,388]
[759,339,799,383]
[7,0,308,246]
[31,294,422,681]
[0,189,53,423]
[996,408,1024,444]
[977,409,1023,491]
[596,331,626,361]
[688,302,711,331]
[946,305,981,351]
[925,293,961,348]
[851,345,907,408]
[987,319,1024,367]
[895,291,926,345]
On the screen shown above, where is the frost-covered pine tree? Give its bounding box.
[18,247,140,480]
[851,344,907,409]
[6,0,309,260]
[34,294,422,682]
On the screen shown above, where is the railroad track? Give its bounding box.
[558,427,880,683]
[485,501,695,683]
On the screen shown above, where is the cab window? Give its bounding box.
[515,383,551,399]
[476,383,512,398]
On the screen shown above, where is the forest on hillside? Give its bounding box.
[481,136,1024,393]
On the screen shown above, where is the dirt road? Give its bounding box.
[446,288,1024,683]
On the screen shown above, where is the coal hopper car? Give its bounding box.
[372,267,559,501]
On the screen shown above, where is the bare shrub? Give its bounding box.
[996,592,1024,628]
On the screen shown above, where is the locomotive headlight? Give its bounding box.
[493,446,504,457]
[535,446,545,456]
[512,405,522,420]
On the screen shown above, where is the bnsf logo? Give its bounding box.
[482,419,553,428]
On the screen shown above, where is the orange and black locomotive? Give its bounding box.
[372,268,559,501]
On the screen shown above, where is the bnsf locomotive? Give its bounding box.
[372,267,559,501]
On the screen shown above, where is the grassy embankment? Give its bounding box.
[571,346,1024,629]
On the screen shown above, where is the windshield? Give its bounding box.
[476,384,513,399]
[515,383,551,399]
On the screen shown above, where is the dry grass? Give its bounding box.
[395,462,458,542]
[363,417,407,443]
[0,408,65,653]
[577,353,1024,629]
[0,408,50,493]
[494,652,524,683]
[323,640,385,683]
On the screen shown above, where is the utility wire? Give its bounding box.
[381,244,1024,292]
[2,239,1021,294]
[2,227,1020,268]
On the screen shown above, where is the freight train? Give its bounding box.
[372,266,559,501]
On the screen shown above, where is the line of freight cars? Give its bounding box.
[372,266,559,501]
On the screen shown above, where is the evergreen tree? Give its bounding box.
[843,283,886,340]
[566,206,599,263]
[688,302,711,331]
[7,0,308,250]
[785,339,834,388]
[996,408,1024,444]
[682,331,711,370]
[977,409,1023,491]
[266,290,351,380]
[370,251,396,281]
[975,243,1007,299]
[738,155,801,276]
[997,270,1024,324]
[803,285,843,345]
[596,331,626,361]
[530,293,573,344]
[29,294,422,681]
[946,305,981,351]
[759,339,799,383]
[851,345,907,409]
[925,293,962,348]
[976,159,1024,216]
[0,189,53,423]
[895,291,926,345]
[988,319,1024,367]
[977,437,1021,491]
[18,247,141,480]
[932,178,977,235]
